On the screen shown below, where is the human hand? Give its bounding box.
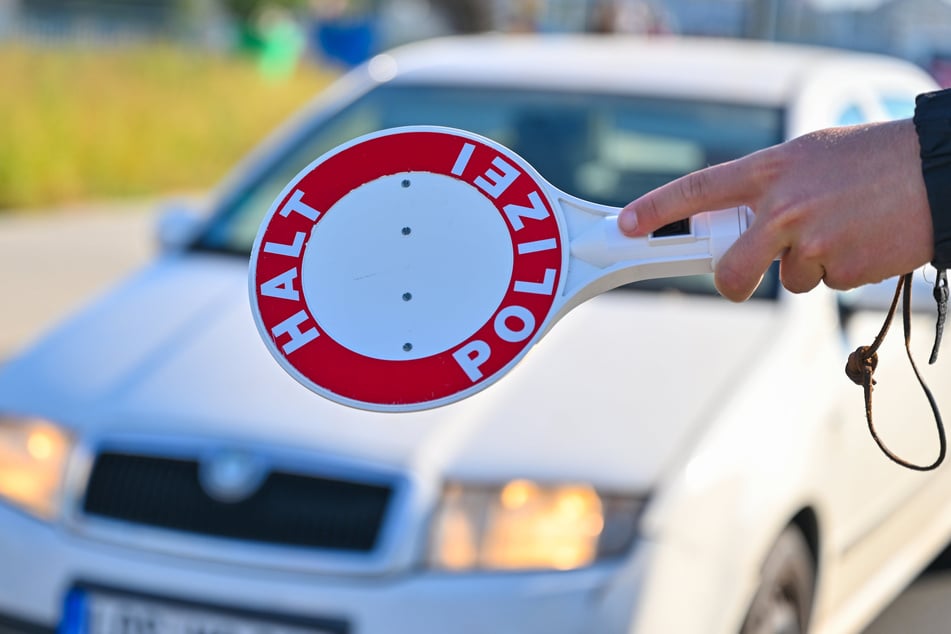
[618,119,934,301]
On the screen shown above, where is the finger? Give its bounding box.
[778,249,825,294]
[714,219,787,301]
[619,155,762,237]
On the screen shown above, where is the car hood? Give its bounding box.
[0,254,780,490]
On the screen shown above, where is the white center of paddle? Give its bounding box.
[301,171,515,361]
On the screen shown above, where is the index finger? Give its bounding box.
[618,154,763,237]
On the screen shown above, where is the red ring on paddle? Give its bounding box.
[251,129,564,409]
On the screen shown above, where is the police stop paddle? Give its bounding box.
[249,126,752,412]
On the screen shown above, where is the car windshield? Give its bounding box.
[196,83,782,299]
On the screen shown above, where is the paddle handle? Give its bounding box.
[568,205,755,276]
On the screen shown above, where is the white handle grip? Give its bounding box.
[569,206,754,272]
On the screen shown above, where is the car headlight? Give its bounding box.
[428,480,644,572]
[0,416,74,520]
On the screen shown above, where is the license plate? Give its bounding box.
[65,590,345,634]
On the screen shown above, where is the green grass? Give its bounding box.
[0,43,335,211]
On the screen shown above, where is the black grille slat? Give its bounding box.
[83,452,392,552]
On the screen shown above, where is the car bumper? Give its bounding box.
[0,503,647,634]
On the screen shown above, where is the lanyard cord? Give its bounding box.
[845,273,947,471]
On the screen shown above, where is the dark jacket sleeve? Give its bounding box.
[914,88,951,269]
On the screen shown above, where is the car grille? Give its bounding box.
[82,451,393,552]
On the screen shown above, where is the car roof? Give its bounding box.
[373,34,922,107]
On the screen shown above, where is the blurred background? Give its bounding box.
[3,0,951,214]
[4,0,949,358]
[5,3,951,633]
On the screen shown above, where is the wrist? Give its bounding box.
[914,89,951,269]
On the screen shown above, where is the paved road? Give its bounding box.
[864,559,951,633]
[2,203,950,633]
[0,200,157,359]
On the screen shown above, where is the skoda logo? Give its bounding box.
[199,449,268,503]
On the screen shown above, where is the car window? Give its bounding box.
[836,104,866,126]
[881,95,915,120]
[196,83,783,299]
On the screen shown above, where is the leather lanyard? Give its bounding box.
[845,272,947,471]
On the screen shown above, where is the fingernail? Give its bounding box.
[618,208,638,234]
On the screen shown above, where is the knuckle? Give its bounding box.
[795,235,828,264]
[678,172,708,204]
[779,265,820,294]
[823,264,862,291]
[822,276,850,291]
[767,197,806,233]
[747,145,788,189]
[781,276,819,294]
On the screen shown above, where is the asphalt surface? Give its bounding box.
[1,202,950,633]
[864,558,951,633]
[0,200,157,359]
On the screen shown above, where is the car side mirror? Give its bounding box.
[156,200,204,252]
[839,267,938,317]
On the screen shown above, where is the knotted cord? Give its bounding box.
[845,273,947,471]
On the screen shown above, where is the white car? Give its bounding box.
[1,35,948,634]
